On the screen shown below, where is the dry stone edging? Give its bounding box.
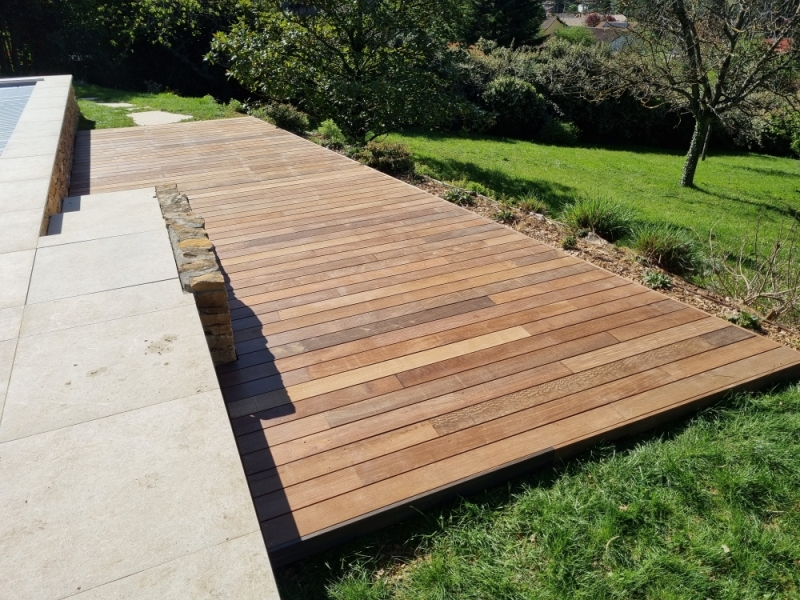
[155,184,237,365]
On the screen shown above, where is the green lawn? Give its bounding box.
[74,83,242,130]
[277,386,800,599]
[388,131,800,259]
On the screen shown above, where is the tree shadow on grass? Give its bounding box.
[692,184,800,222]
[414,154,579,213]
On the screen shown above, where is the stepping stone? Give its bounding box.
[131,111,192,126]
[96,102,134,108]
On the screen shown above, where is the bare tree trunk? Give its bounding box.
[681,115,709,187]
[700,121,712,161]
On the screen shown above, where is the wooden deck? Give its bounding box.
[70,117,800,565]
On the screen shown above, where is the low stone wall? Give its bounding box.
[41,86,79,235]
[155,184,237,365]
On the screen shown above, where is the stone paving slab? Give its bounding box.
[0,304,219,441]
[0,339,14,414]
[0,390,267,599]
[0,177,50,213]
[131,111,192,126]
[0,306,24,342]
[42,188,163,246]
[0,208,43,252]
[74,532,279,600]
[28,229,178,303]
[0,249,35,309]
[20,279,194,338]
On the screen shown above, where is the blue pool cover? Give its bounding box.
[0,82,36,155]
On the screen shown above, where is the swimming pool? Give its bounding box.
[0,81,36,155]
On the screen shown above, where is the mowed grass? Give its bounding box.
[74,83,241,130]
[277,386,800,599]
[388,131,800,258]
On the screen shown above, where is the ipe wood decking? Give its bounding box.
[69,117,800,565]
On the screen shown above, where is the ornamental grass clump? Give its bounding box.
[632,223,703,273]
[561,195,634,242]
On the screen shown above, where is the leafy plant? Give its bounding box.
[561,235,578,250]
[482,75,548,138]
[642,269,672,290]
[553,26,596,46]
[561,195,634,242]
[227,98,245,113]
[251,103,309,134]
[727,311,763,330]
[316,118,347,148]
[359,141,415,176]
[443,188,475,207]
[494,208,517,224]
[585,12,603,27]
[632,223,703,273]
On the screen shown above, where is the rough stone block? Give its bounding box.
[190,272,226,293]
[178,237,214,251]
[194,291,229,309]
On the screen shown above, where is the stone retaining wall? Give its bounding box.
[155,184,237,365]
[41,86,79,235]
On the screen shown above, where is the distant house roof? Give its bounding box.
[540,16,567,35]
[554,14,587,27]
[602,21,629,28]
[553,12,628,27]
[588,27,631,51]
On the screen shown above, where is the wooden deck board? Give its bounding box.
[69,117,800,565]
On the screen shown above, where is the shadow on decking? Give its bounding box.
[216,268,299,552]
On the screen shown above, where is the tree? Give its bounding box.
[209,0,465,140]
[461,0,547,47]
[575,0,800,186]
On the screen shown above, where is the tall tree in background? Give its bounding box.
[463,0,547,46]
[582,0,800,187]
[0,0,241,94]
[210,0,465,140]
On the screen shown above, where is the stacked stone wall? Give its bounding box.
[155,184,237,365]
[41,86,79,235]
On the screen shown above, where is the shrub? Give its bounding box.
[632,224,703,273]
[316,119,347,148]
[561,195,634,242]
[562,235,578,250]
[360,141,415,176]
[482,75,548,138]
[251,103,310,134]
[554,27,596,46]
[494,208,517,224]
[227,99,245,113]
[727,311,763,330]
[538,120,580,145]
[642,270,672,290]
[585,13,603,27]
[443,188,475,206]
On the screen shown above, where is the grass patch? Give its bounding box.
[277,385,800,599]
[74,83,242,130]
[387,131,800,259]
